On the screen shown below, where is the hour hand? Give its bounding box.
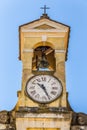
[37,83,42,87]
[37,83,45,90]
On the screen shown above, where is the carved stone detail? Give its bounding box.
[0,110,16,130]
[0,111,9,124]
[77,113,87,125]
[72,112,87,125]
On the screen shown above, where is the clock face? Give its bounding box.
[26,75,62,103]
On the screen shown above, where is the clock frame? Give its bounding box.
[25,74,63,104]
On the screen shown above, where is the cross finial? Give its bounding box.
[40,5,50,14]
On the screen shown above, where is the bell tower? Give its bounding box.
[15,7,72,130]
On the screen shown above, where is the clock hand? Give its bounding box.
[37,83,50,100]
[37,83,42,87]
[42,85,51,100]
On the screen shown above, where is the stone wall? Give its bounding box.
[0,110,87,130]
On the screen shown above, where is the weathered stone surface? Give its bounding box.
[72,112,87,125]
[77,113,87,125]
[71,112,87,130]
[71,125,87,130]
[16,111,72,130]
[0,111,10,124]
[0,110,16,130]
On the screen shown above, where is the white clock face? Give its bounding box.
[26,75,62,103]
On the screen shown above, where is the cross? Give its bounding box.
[40,5,50,14]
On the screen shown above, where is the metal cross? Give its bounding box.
[40,5,50,14]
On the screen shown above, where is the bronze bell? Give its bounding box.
[36,52,49,69]
[40,53,49,68]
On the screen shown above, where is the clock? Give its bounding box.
[25,75,62,103]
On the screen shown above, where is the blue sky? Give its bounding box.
[0,0,87,113]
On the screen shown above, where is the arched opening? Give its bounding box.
[32,46,56,73]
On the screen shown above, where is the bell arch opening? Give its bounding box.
[33,41,55,50]
[32,45,56,73]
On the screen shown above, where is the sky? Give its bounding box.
[0,0,87,113]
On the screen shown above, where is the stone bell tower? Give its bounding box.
[15,6,72,130]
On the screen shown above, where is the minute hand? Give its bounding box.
[37,83,50,100]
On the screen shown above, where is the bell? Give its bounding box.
[39,53,49,68]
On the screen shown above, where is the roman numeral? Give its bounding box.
[51,91,57,95]
[52,87,58,90]
[30,90,36,95]
[51,82,56,85]
[29,86,35,89]
[42,96,47,101]
[32,80,36,84]
[36,78,41,82]
[48,78,51,83]
[41,77,46,81]
[35,94,40,99]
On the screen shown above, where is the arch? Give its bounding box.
[33,41,55,50]
[32,44,56,73]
